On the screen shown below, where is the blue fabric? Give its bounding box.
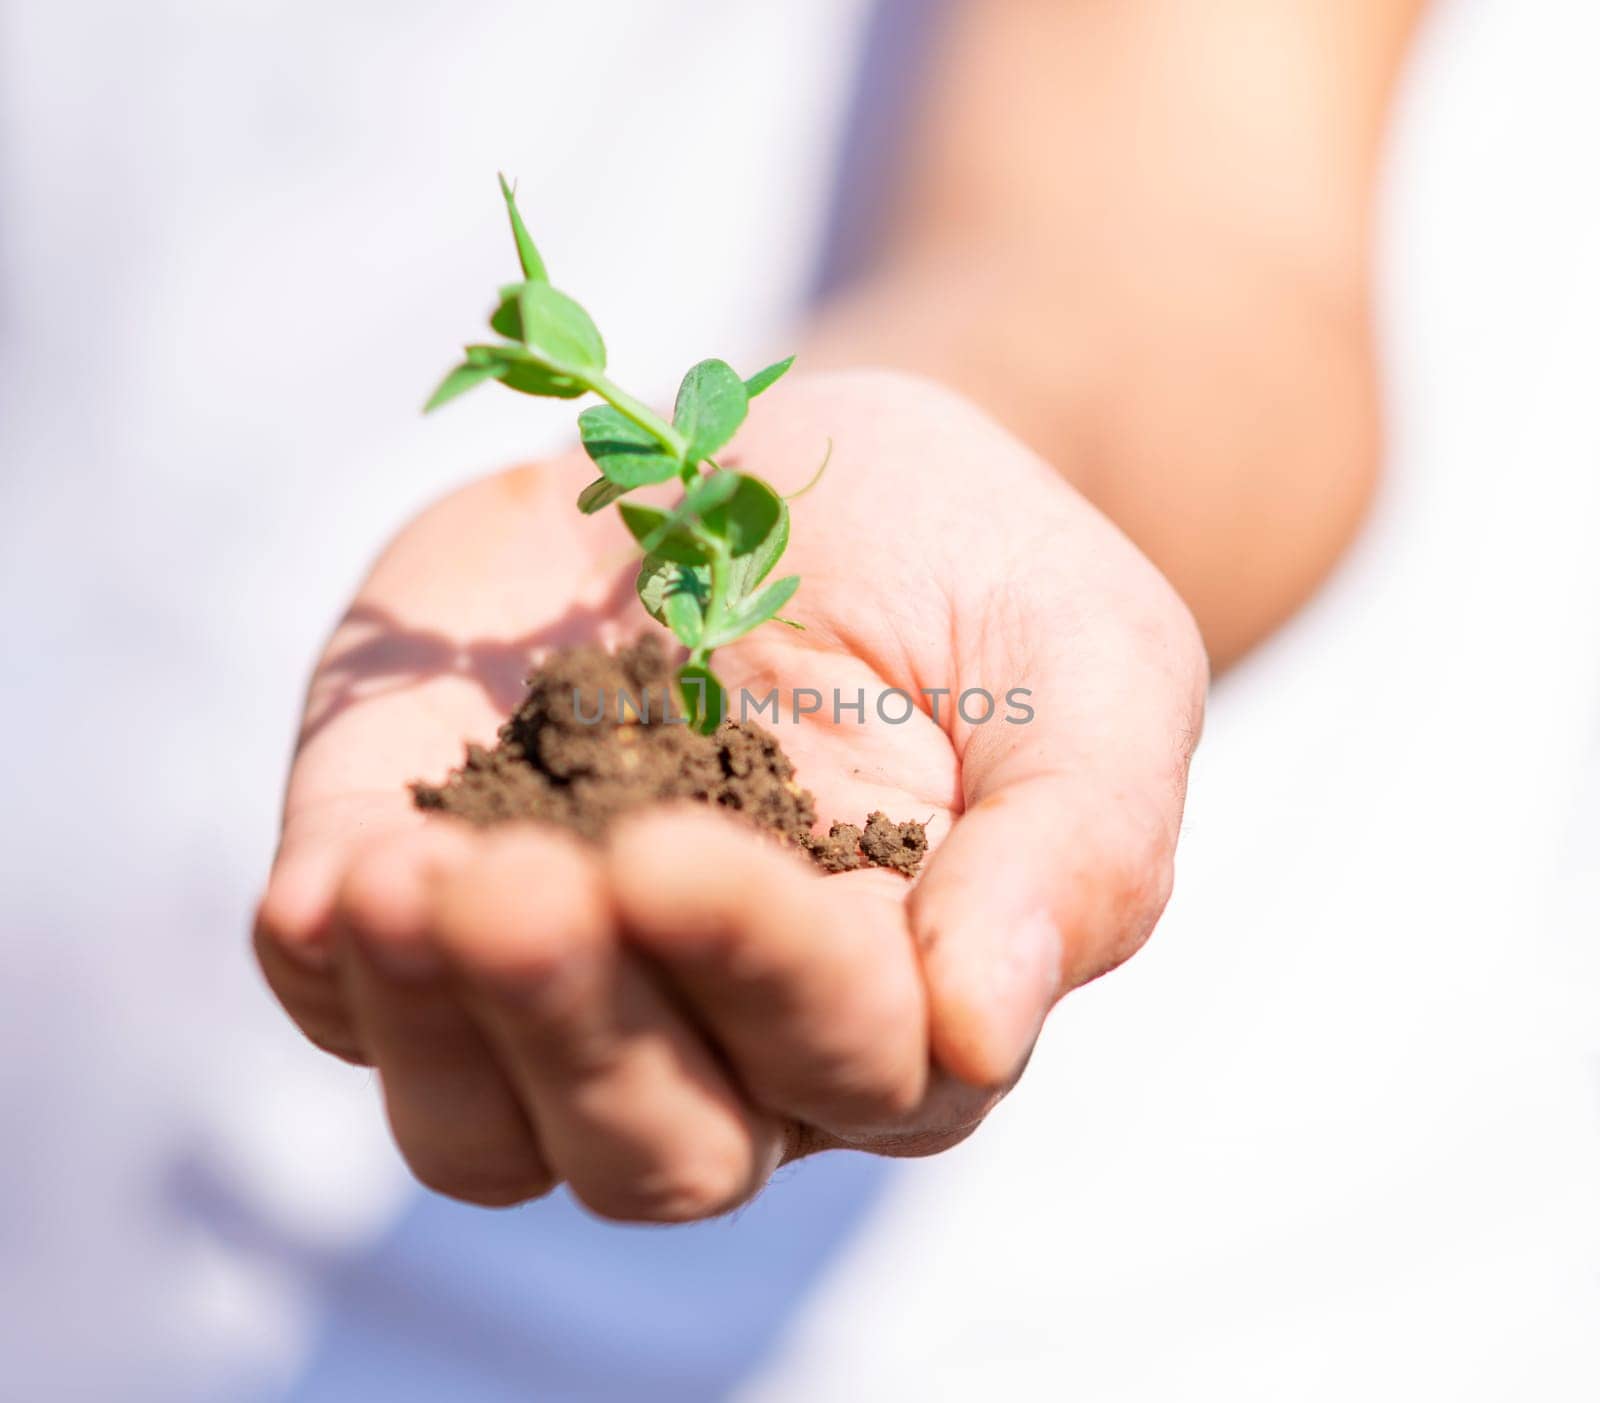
[279,1154,892,1403]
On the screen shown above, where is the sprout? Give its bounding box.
[426,176,800,733]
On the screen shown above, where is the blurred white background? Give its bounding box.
[1,1,1595,1399]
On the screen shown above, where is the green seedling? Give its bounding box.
[426,175,800,733]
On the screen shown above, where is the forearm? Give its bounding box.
[809,0,1429,667]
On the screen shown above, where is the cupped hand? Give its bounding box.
[255,370,1207,1219]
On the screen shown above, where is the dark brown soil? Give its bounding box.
[411,635,926,877]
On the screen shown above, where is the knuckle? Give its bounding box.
[849,1065,927,1125]
[751,1040,926,1130]
[253,886,297,947]
[464,922,587,993]
[576,1145,755,1225]
[406,1153,551,1208]
[435,860,604,985]
[786,1059,925,1129]
[869,1067,931,1123]
[254,882,325,962]
[338,844,418,940]
[251,919,303,989]
[252,927,368,1060]
[612,861,755,964]
[305,1031,372,1066]
[820,1088,922,1134]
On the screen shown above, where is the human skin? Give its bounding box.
[813,0,1430,667]
[257,1,1427,1217]
[257,372,1205,1216]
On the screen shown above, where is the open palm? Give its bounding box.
[256,370,1206,1219]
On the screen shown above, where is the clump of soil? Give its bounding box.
[412,635,926,877]
[803,814,927,878]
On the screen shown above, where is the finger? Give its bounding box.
[432,827,782,1223]
[254,917,369,1065]
[334,827,554,1207]
[608,807,928,1134]
[913,587,1207,1087]
[254,800,423,1065]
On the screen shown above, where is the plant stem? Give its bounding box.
[581,371,691,462]
[704,537,732,640]
[575,370,730,684]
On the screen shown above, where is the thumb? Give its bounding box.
[909,643,1202,1088]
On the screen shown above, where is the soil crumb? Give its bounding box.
[804,822,863,874]
[860,811,929,878]
[412,635,926,877]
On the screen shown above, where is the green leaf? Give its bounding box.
[703,473,783,557]
[636,554,710,625]
[576,477,629,514]
[744,355,795,398]
[579,405,679,488]
[619,501,670,547]
[488,282,601,364]
[673,359,748,462]
[635,503,789,635]
[500,362,588,398]
[617,471,743,560]
[662,590,704,649]
[725,494,789,601]
[682,469,740,516]
[489,283,526,340]
[676,663,726,735]
[498,173,548,282]
[618,502,707,565]
[517,283,605,373]
[463,342,585,399]
[621,473,787,575]
[702,575,800,650]
[740,573,803,628]
[423,357,508,413]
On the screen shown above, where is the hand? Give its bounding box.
[255,370,1207,1220]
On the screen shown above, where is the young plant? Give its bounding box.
[425,176,801,733]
